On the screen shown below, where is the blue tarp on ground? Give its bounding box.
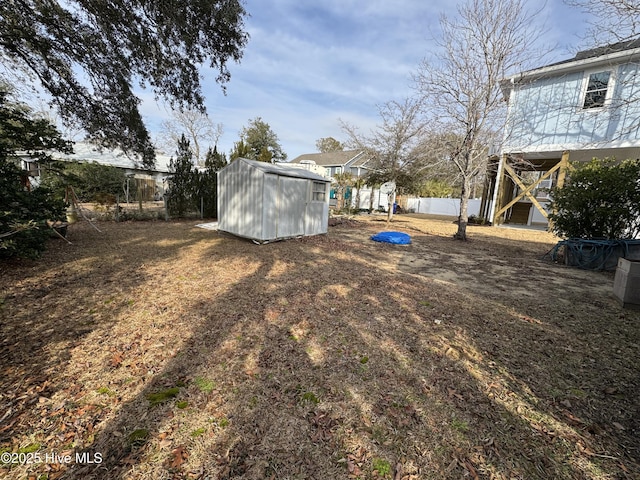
[370,231,411,245]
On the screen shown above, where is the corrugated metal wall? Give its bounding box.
[276,176,306,238]
[218,160,265,240]
[218,159,329,242]
[305,182,329,235]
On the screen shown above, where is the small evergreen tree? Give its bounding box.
[548,158,640,239]
[166,135,196,217]
[316,137,344,153]
[229,139,250,161]
[194,146,227,218]
[0,87,71,258]
[238,117,287,162]
[0,161,67,258]
[41,161,126,203]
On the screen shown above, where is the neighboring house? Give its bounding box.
[217,157,331,242]
[289,150,372,179]
[24,141,172,201]
[482,39,640,226]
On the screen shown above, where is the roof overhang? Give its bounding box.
[500,46,640,100]
[238,158,331,183]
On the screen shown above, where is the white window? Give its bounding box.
[311,182,326,201]
[582,70,613,109]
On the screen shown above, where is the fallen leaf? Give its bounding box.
[169,446,188,469]
[110,353,123,368]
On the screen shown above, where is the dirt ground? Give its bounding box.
[0,214,638,480]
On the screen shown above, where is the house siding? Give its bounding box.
[504,63,640,152]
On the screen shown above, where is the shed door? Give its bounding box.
[277,177,306,238]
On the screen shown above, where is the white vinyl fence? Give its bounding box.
[405,197,481,217]
[339,187,483,218]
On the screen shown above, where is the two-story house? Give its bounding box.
[289,150,372,179]
[481,39,640,227]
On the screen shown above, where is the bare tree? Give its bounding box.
[565,0,640,43]
[160,109,223,166]
[341,97,427,220]
[414,0,545,240]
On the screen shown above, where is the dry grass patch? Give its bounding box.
[0,215,638,479]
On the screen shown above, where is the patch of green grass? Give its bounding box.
[301,391,320,404]
[219,417,230,428]
[18,443,41,454]
[96,386,116,396]
[372,457,392,477]
[569,388,587,398]
[360,355,369,364]
[176,400,188,409]
[451,418,469,432]
[191,428,206,438]
[194,377,215,393]
[146,387,180,406]
[127,429,149,447]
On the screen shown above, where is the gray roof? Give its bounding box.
[52,142,171,173]
[511,37,640,82]
[238,158,330,182]
[290,150,370,168]
[560,38,640,65]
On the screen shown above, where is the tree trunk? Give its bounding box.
[454,177,471,240]
[369,186,375,212]
[386,191,396,223]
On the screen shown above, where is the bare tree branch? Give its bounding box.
[159,109,223,165]
[565,0,640,44]
[413,0,547,240]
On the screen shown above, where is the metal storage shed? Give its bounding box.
[217,157,331,242]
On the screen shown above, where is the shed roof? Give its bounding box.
[290,150,370,167]
[235,157,330,182]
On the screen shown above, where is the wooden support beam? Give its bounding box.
[556,151,570,189]
[494,160,564,221]
[548,151,571,231]
[492,154,508,225]
[504,163,549,218]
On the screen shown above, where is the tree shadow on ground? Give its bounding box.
[0,221,211,468]
[2,219,638,479]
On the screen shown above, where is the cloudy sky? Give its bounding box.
[142,0,591,161]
